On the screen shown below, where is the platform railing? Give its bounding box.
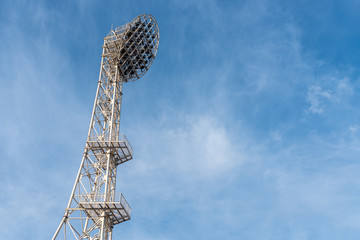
[119,193,131,216]
[78,192,131,212]
[121,134,133,155]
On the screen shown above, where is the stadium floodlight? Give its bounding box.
[52,14,159,240]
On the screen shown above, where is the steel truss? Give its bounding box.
[53,14,159,240]
[53,30,133,240]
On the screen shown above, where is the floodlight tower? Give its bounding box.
[52,14,160,240]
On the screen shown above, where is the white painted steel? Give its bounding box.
[52,14,159,240]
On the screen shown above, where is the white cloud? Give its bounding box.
[162,115,242,177]
[270,131,283,144]
[349,125,359,134]
[306,77,353,115]
[126,113,247,183]
[265,164,360,228]
[306,86,333,114]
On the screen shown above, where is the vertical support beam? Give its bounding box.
[109,226,113,240]
[99,212,106,240]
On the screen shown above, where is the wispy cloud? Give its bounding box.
[2,0,360,239]
[306,77,353,114]
[306,85,333,114]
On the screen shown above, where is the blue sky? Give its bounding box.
[1,0,360,239]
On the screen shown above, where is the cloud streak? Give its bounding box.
[1,0,360,239]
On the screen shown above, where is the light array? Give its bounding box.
[118,14,159,81]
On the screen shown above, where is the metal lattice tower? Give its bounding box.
[52,14,159,240]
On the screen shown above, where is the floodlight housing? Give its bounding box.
[104,14,160,82]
